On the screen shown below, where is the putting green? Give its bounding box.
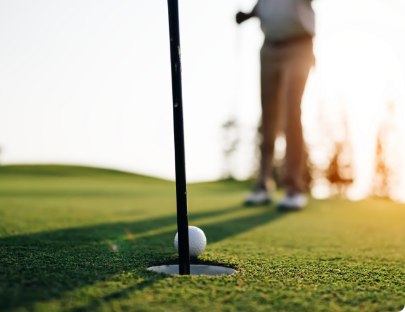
[0,165,404,311]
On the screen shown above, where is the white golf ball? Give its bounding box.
[174,226,206,257]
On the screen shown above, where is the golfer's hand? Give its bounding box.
[236,12,250,24]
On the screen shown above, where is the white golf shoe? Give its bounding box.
[277,193,307,211]
[244,189,271,206]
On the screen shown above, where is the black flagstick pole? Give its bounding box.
[167,0,190,275]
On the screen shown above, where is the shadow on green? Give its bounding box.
[0,205,284,311]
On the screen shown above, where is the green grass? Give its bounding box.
[1,164,405,312]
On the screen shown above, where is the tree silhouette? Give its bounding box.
[221,117,240,179]
[371,102,402,199]
[306,95,354,198]
[325,141,354,197]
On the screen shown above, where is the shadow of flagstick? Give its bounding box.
[66,206,285,312]
[0,204,256,311]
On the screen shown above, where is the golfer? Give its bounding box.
[237,0,315,209]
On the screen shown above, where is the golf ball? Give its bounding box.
[174,226,206,257]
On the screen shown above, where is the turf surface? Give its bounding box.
[1,165,405,312]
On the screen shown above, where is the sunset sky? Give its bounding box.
[1,0,405,200]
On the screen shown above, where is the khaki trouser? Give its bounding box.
[257,37,314,195]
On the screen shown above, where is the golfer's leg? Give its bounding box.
[283,59,311,195]
[256,46,281,190]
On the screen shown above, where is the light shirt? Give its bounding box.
[255,0,315,41]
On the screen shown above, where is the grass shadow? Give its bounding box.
[0,205,284,310]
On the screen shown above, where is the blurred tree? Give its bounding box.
[325,141,354,197]
[371,102,402,199]
[221,117,239,179]
[306,94,354,198]
[372,129,390,198]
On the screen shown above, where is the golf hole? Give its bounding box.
[147,265,236,276]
